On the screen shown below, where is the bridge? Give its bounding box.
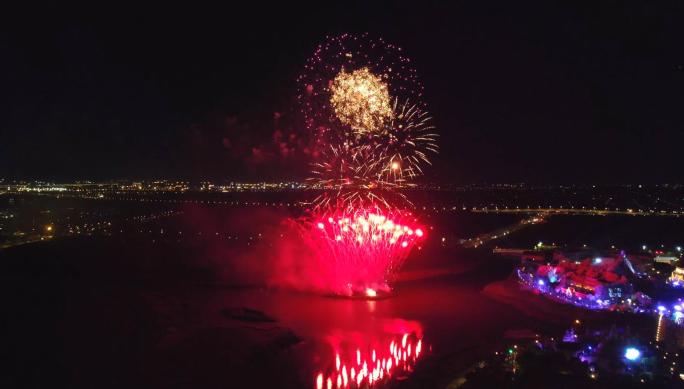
[471,207,682,217]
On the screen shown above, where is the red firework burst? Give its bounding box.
[300,208,425,296]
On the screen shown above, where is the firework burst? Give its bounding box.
[330,67,394,135]
[308,143,404,212]
[294,34,438,296]
[306,98,437,211]
[299,34,437,211]
[374,98,439,184]
[299,208,425,296]
[298,33,423,138]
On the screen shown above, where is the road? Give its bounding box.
[459,214,545,248]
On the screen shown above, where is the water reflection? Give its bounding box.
[313,319,426,388]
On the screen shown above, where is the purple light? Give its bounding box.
[537,279,545,286]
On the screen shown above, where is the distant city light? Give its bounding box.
[537,279,545,286]
[593,257,602,264]
[642,245,647,250]
[624,347,641,361]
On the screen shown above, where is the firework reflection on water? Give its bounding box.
[313,320,426,388]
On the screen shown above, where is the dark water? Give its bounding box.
[0,237,600,389]
[0,203,672,388]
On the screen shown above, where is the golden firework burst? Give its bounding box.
[330,67,393,134]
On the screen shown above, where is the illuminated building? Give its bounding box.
[519,249,640,308]
[670,267,684,285]
[655,254,680,265]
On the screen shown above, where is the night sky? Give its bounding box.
[2,2,683,184]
